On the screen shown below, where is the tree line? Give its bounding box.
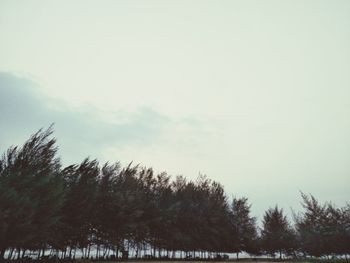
[0,127,349,261]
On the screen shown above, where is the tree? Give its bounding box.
[93,162,121,257]
[295,193,330,257]
[0,126,64,259]
[339,204,350,258]
[295,193,350,258]
[60,158,99,258]
[261,206,295,258]
[2,126,350,260]
[230,197,258,258]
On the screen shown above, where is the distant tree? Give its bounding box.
[261,206,295,259]
[322,203,349,256]
[147,171,172,256]
[166,175,232,254]
[2,126,350,260]
[295,193,350,258]
[168,176,189,253]
[171,179,198,252]
[110,164,148,256]
[60,158,99,258]
[230,197,258,258]
[0,126,64,259]
[206,180,232,254]
[93,162,121,257]
[339,204,350,257]
[295,193,328,257]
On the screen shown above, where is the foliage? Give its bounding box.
[261,206,296,258]
[295,193,350,257]
[230,197,258,256]
[0,127,349,260]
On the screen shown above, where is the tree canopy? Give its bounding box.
[0,127,349,260]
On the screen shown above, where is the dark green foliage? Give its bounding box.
[0,127,349,260]
[60,158,99,253]
[0,126,64,257]
[230,197,258,256]
[295,194,327,257]
[261,206,296,258]
[295,193,350,257]
[94,162,121,248]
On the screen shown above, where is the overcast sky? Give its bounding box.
[0,0,349,219]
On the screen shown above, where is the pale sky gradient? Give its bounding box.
[1,0,349,219]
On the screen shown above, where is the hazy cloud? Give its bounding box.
[0,71,170,164]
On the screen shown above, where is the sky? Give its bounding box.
[0,0,349,219]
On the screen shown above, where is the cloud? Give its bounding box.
[0,71,170,164]
[1,70,349,219]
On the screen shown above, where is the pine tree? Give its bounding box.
[230,197,257,258]
[60,158,99,258]
[295,193,327,257]
[261,206,295,258]
[0,126,64,258]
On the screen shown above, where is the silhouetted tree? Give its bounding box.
[0,126,64,259]
[339,204,350,258]
[93,162,121,257]
[60,158,99,258]
[295,193,328,257]
[295,193,350,258]
[261,206,295,259]
[230,197,258,258]
[1,127,349,260]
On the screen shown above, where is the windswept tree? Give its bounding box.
[60,158,100,258]
[1,126,350,260]
[146,171,172,256]
[295,193,350,258]
[206,180,233,254]
[0,126,64,259]
[261,206,295,259]
[339,204,350,257]
[322,203,349,256]
[111,164,148,255]
[166,175,232,256]
[230,197,258,258]
[93,162,121,257]
[295,193,328,257]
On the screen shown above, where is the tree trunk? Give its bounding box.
[17,249,21,260]
[21,249,26,259]
[96,245,100,259]
[37,249,41,260]
[69,246,72,259]
[8,248,14,260]
[87,244,91,259]
[0,248,4,260]
[135,244,138,259]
